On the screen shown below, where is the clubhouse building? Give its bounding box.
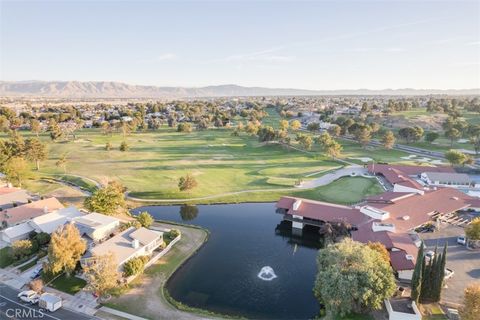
[277,164,480,281]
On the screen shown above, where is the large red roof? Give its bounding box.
[0,198,64,225]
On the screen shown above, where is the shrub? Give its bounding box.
[11,240,33,260]
[123,256,149,277]
[119,141,129,151]
[35,232,51,246]
[29,279,44,293]
[137,211,153,228]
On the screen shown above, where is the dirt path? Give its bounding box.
[104,222,214,320]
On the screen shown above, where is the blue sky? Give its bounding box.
[1,1,479,89]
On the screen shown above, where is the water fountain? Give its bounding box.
[257,266,277,281]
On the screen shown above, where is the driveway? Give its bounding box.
[419,225,480,304]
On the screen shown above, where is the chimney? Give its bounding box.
[132,239,139,249]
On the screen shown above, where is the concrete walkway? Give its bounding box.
[98,307,149,320]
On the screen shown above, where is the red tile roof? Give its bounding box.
[0,187,22,196]
[277,196,369,225]
[365,192,415,203]
[390,250,415,271]
[0,198,64,226]
[371,188,471,233]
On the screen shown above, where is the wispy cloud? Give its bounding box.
[225,47,294,63]
[349,47,406,53]
[466,41,480,46]
[138,53,177,63]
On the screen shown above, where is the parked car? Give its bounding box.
[17,290,39,304]
[425,250,435,261]
[444,268,455,280]
[30,266,43,279]
[457,236,466,245]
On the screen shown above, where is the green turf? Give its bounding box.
[49,273,87,295]
[0,247,13,268]
[18,258,39,272]
[294,177,384,204]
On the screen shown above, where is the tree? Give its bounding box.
[425,132,440,143]
[3,157,30,187]
[257,126,276,142]
[47,223,86,276]
[12,239,33,260]
[177,122,193,133]
[25,138,48,170]
[324,140,342,159]
[328,124,341,137]
[459,283,480,320]
[290,120,301,131]
[307,122,320,132]
[178,173,198,192]
[398,126,424,144]
[279,119,289,131]
[119,141,129,152]
[445,128,461,147]
[314,239,396,317]
[465,218,480,240]
[444,150,467,166]
[105,142,112,151]
[179,205,199,221]
[30,119,42,137]
[83,253,120,297]
[411,244,424,303]
[137,211,153,228]
[84,181,126,215]
[381,131,395,149]
[48,119,63,141]
[367,242,390,263]
[295,133,313,150]
[354,126,372,148]
[29,279,44,293]
[55,154,68,174]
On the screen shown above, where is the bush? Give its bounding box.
[123,256,149,277]
[119,141,129,151]
[11,240,33,260]
[35,232,51,246]
[168,229,180,238]
[136,211,153,228]
[29,279,44,293]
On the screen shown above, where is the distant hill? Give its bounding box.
[0,81,478,98]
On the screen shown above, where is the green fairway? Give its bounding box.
[4,125,404,204]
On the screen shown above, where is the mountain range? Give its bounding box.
[0,81,478,98]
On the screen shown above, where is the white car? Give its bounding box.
[17,290,39,304]
[457,236,466,245]
[425,250,435,260]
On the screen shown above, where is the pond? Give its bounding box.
[132,203,323,319]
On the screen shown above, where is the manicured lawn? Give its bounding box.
[0,247,13,268]
[49,274,87,295]
[295,177,384,204]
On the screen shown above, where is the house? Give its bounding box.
[73,212,120,242]
[0,187,31,210]
[385,298,421,320]
[0,206,83,244]
[420,172,475,188]
[0,198,64,228]
[81,227,163,271]
[276,187,477,280]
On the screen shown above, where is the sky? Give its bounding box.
[1,0,479,90]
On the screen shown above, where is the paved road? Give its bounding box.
[0,285,95,320]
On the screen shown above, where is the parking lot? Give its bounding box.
[419,224,480,304]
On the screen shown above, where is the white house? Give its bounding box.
[73,212,120,242]
[0,206,84,244]
[82,227,163,271]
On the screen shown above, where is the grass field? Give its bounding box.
[0,247,13,268]
[4,122,416,204]
[49,274,87,295]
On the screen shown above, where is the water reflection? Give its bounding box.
[179,204,199,221]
